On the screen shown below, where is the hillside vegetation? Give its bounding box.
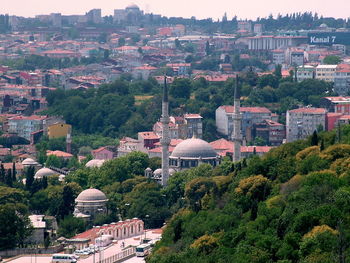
[147,126,350,263]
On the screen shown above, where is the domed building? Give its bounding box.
[85,159,105,168]
[169,137,220,170]
[74,188,108,221]
[125,3,140,12]
[34,167,57,179]
[22,158,39,167]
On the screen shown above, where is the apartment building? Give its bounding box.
[286,108,326,142]
[315,64,337,82]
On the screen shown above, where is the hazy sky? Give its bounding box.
[2,0,350,20]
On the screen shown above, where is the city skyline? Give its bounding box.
[2,0,350,20]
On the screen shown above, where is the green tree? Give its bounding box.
[323,55,341,65]
[57,215,86,238]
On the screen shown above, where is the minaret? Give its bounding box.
[232,75,242,162]
[161,76,170,186]
[66,132,72,154]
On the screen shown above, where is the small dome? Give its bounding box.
[34,167,57,179]
[86,159,105,168]
[320,23,328,28]
[22,158,38,166]
[171,138,217,158]
[154,168,162,176]
[145,167,152,172]
[76,188,108,202]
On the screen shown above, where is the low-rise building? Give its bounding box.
[297,65,315,82]
[252,119,285,146]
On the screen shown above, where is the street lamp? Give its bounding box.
[144,215,150,241]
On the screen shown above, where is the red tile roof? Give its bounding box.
[138,132,160,140]
[220,106,271,114]
[288,108,326,114]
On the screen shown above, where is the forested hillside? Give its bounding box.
[147,126,350,263]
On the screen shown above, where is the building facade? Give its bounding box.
[286,108,326,142]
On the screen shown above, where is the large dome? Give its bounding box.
[76,188,108,202]
[34,167,57,179]
[171,138,217,159]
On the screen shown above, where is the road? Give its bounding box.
[6,230,161,263]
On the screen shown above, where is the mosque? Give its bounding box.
[73,188,108,221]
[144,76,242,186]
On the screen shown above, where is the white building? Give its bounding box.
[286,108,326,142]
[297,65,315,82]
[315,64,338,82]
[216,105,272,141]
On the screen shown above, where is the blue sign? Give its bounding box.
[308,32,350,45]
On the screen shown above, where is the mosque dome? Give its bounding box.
[76,188,108,203]
[171,138,217,159]
[154,168,162,176]
[320,23,328,28]
[22,158,39,166]
[34,167,57,179]
[126,3,140,9]
[86,159,105,168]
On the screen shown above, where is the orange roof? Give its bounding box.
[288,108,326,114]
[220,106,271,114]
[47,150,73,158]
[138,132,159,140]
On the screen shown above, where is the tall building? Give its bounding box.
[86,9,102,24]
[50,13,62,27]
[232,76,242,162]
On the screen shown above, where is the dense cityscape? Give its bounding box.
[0,2,350,263]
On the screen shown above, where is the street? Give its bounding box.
[6,229,161,263]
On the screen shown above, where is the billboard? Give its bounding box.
[308,32,350,46]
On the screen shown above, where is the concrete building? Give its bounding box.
[285,48,304,66]
[184,114,203,138]
[246,36,307,50]
[320,96,350,114]
[73,219,144,244]
[334,64,350,95]
[137,132,160,152]
[252,119,285,146]
[315,64,337,82]
[216,106,272,141]
[8,115,47,140]
[271,49,285,65]
[253,24,263,35]
[297,65,315,82]
[91,146,116,160]
[286,108,326,142]
[86,9,102,24]
[47,123,72,139]
[237,21,252,33]
[50,13,62,27]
